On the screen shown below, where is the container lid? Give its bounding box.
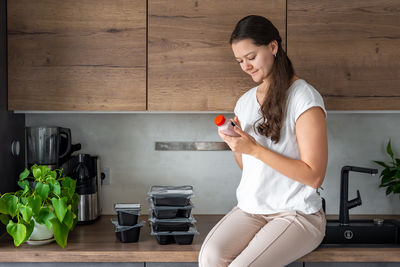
[114,203,141,214]
[150,226,199,236]
[214,115,226,126]
[148,198,194,210]
[148,213,196,224]
[111,219,146,232]
[147,185,194,198]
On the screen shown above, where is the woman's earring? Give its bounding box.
[274,53,277,58]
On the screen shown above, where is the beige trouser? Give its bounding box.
[198,206,326,267]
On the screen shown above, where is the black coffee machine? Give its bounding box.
[61,154,102,224]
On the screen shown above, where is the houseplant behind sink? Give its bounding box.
[0,165,79,248]
[373,140,400,196]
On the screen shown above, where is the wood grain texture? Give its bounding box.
[0,215,399,262]
[8,0,146,111]
[148,0,286,111]
[287,0,400,110]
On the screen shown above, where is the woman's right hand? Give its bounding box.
[232,116,241,129]
[217,116,242,140]
[218,116,243,169]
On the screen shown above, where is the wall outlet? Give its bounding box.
[101,167,111,185]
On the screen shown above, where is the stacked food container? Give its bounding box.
[148,185,199,245]
[112,203,145,243]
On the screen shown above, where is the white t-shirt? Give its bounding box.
[234,79,326,215]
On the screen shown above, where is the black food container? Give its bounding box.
[152,221,193,232]
[114,203,141,226]
[149,198,193,219]
[156,234,195,245]
[112,220,145,243]
[149,214,196,232]
[116,226,141,243]
[151,226,199,245]
[148,185,194,207]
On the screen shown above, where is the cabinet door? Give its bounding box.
[0,0,25,198]
[287,0,400,110]
[148,0,286,111]
[8,0,146,111]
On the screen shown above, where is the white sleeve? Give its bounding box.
[293,85,327,123]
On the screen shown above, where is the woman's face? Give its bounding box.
[231,38,277,83]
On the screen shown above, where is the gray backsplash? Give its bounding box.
[26,113,400,215]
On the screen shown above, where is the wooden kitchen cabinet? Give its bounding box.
[287,0,400,110]
[8,0,146,111]
[148,0,286,111]
[9,0,397,112]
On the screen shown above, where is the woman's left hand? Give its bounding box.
[219,123,260,156]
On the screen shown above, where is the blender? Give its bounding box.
[25,126,72,169]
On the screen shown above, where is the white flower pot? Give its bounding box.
[28,220,53,241]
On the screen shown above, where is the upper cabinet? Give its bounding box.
[148,0,286,111]
[8,0,146,111]
[287,0,400,110]
[8,0,398,111]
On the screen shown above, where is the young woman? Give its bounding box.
[199,15,328,267]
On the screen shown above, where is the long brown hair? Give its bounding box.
[230,15,295,143]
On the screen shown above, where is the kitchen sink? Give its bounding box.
[320,166,400,247]
[321,219,400,245]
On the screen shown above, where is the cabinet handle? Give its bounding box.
[155,142,230,151]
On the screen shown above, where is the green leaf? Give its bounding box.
[381,175,395,186]
[28,195,42,215]
[17,180,30,195]
[51,197,68,222]
[392,183,400,194]
[61,188,68,199]
[62,177,76,191]
[36,207,56,230]
[386,186,393,195]
[0,197,8,214]
[19,204,33,222]
[20,197,29,205]
[6,221,27,247]
[46,177,57,185]
[72,212,78,230]
[22,219,35,243]
[50,170,57,179]
[19,168,30,181]
[387,140,394,159]
[3,195,18,218]
[0,214,10,225]
[35,182,50,200]
[32,167,42,179]
[38,165,51,177]
[72,193,79,211]
[62,206,74,229]
[61,177,76,199]
[50,218,68,248]
[382,168,396,179]
[373,160,390,168]
[52,182,61,196]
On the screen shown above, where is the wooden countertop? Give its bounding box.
[0,215,399,262]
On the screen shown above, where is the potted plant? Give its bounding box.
[373,140,400,196]
[0,165,79,248]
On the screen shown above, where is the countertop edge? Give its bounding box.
[0,248,400,263]
[1,215,400,263]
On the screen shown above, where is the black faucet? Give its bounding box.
[339,166,378,226]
